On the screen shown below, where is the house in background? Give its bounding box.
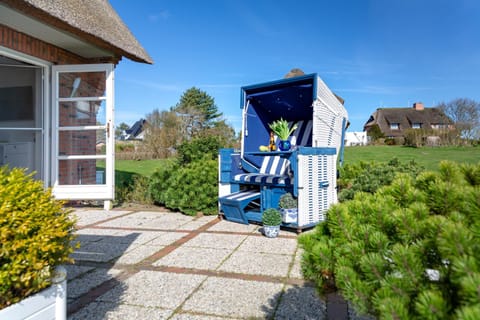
[344,131,367,146]
[363,102,453,142]
[120,118,146,141]
[0,0,152,208]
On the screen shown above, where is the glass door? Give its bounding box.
[52,64,114,200]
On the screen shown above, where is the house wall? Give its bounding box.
[1,23,107,186]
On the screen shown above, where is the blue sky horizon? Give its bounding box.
[110,0,480,133]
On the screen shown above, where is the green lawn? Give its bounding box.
[343,145,480,171]
[114,159,169,177]
[110,146,480,177]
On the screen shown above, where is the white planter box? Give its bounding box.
[0,266,67,320]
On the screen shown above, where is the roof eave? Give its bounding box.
[2,0,153,64]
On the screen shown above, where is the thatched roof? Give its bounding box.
[2,0,152,64]
[364,106,452,137]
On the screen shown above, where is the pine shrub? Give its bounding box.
[149,157,218,215]
[338,158,424,201]
[299,161,480,319]
[0,167,76,309]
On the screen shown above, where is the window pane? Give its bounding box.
[58,159,106,185]
[59,72,106,98]
[59,100,106,127]
[59,130,106,156]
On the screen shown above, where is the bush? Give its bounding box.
[338,158,424,201]
[150,159,218,215]
[0,167,76,309]
[299,161,480,319]
[262,208,282,226]
[176,135,223,165]
[279,193,297,209]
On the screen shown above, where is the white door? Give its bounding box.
[52,64,114,200]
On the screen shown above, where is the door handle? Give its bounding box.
[106,121,111,138]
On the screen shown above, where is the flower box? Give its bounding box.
[0,267,67,320]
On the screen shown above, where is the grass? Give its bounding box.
[109,145,480,177]
[114,159,169,177]
[343,145,480,171]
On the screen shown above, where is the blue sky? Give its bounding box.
[110,0,480,132]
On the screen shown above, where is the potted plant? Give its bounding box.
[279,193,298,224]
[262,208,282,238]
[0,167,75,319]
[268,118,298,151]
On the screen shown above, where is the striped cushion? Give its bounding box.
[233,173,291,186]
[259,156,289,175]
[234,155,291,186]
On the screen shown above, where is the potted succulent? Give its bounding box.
[268,118,298,151]
[262,208,282,238]
[279,193,298,224]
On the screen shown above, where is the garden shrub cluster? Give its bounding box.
[338,158,424,202]
[148,136,220,215]
[299,161,480,319]
[0,167,76,309]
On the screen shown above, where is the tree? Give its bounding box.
[115,122,130,140]
[366,124,384,143]
[173,87,222,139]
[437,98,480,142]
[142,109,182,158]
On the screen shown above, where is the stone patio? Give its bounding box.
[66,208,349,319]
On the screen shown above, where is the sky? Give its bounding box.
[109,0,480,133]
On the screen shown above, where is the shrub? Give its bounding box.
[150,159,218,215]
[262,208,282,226]
[176,135,223,165]
[279,193,297,209]
[0,167,76,309]
[299,161,480,319]
[338,158,424,201]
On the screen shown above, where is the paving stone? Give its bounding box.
[218,251,292,277]
[68,301,173,320]
[124,211,171,219]
[145,231,190,246]
[153,247,231,270]
[207,220,259,233]
[237,235,298,255]
[70,241,137,263]
[170,312,240,320]
[182,277,283,318]
[68,268,123,299]
[182,233,247,249]
[97,217,153,228]
[62,264,94,281]
[72,210,132,227]
[98,271,206,309]
[275,284,326,319]
[289,248,304,279]
[114,245,165,265]
[178,215,218,230]
[109,230,165,246]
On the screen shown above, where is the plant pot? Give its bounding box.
[278,140,291,151]
[263,224,280,238]
[280,208,298,224]
[0,266,67,320]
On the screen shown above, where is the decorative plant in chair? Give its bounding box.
[262,208,282,238]
[268,118,298,151]
[279,192,298,224]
